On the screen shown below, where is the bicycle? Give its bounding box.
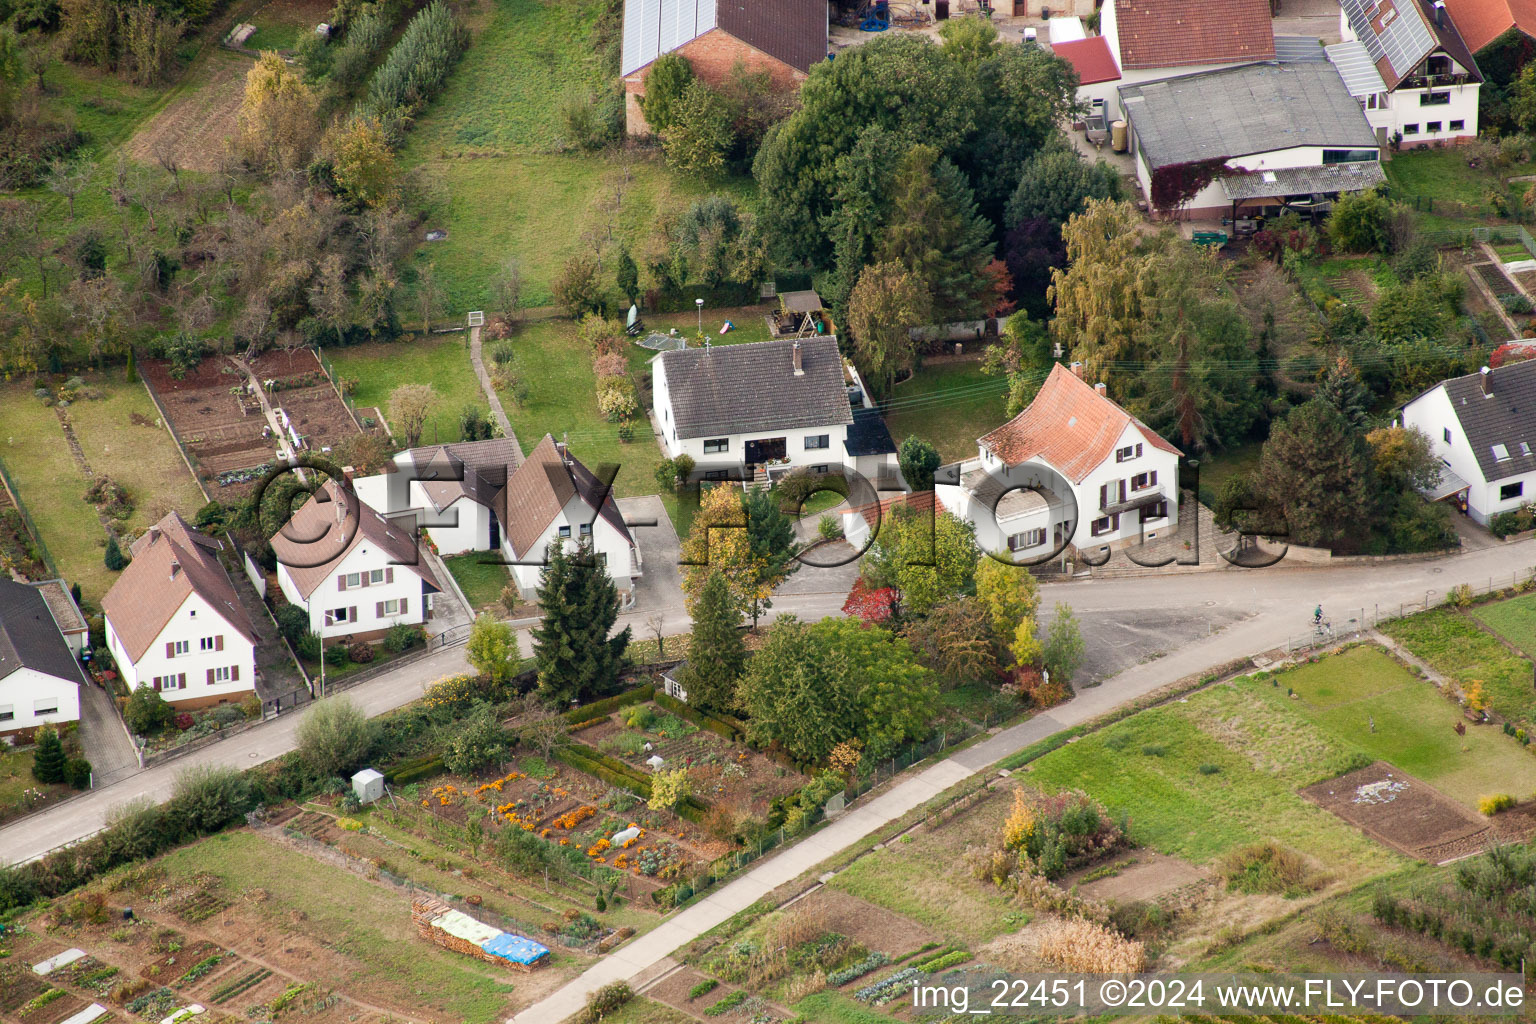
[1312,617,1333,639]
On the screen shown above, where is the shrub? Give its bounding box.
[703,991,747,1017]
[688,978,719,1000]
[297,631,322,661]
[1000,788,1126,880]
[817,514,842,540]
[1479,793,1516,816]
[64,758,93,790]
[173,713,194,731]
[1197,763,1221,775]
[348,642,376,664]
[123,686,174,735]
[168,764,250,834]
[324,644,350,667]
[574,982,632,1024]
[1216,841,1315,896]
[274,604,309,646]
[1140,743,1167,757]
[1036,917,1145,973]
[442,704,508,776]
[31,724,66,783]
[296,697,379,777]
[385,623,424,652]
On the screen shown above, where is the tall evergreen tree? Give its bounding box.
[1315,354,1374,430]
[31,724,65,784]
[745,487,799,628]
[677,571,745,714]
[1259,399,1377,550]
[877,144,995,322]
[532,540,630,706]
[103,533,128,571]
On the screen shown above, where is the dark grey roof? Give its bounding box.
[1438,361,1536,482]
[844,407,897,457]
[404,438,521,510]
[0,579,87,686]
[1118,62,1378,171]
[1273,35,1328,61]
[1220,160,1385,199]
[658,338,853,440]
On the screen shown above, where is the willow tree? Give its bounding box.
[1046,198,1154,389]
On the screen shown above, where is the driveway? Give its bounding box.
[618,494,684,622]
[77,680,138,787]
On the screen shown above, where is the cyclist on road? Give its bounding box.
[1314,605,1323,625]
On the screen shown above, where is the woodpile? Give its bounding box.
[410,897,545,973]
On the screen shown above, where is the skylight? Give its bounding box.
[1523,442,1533,457]
[1493,443,1511,461]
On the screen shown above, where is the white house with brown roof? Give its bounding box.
[273,481,443,641]
[353,439,520,556]
[500,435,640,605]
[936,363,1182,560]
[103,513,258,709]
[0,578,86,740]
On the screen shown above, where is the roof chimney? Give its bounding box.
[1094,382,1108,396]
[792,340,804,377]
[168,560,180,580]
[1481,365,1492,396]
[1069,361,1084,378]
[148,525,161,544]
[558,432,572,466]
[342,465,356,483]
[1434,0,1446,26]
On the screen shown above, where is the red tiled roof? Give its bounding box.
[1054,36,1121,85]
[850,490,941,530]
[1113,0,1275,69]
[271,480,441,599]
[977,364,1182,483]
[1440,0,1536,53]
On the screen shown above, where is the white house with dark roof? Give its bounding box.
[935,363,1182,559]
[498,434,640,604]
[1402,361,1536,525]
[1328,0,1482,146]
[1118,60,1385,217]
[651,337,897,484]
[0,578,85,739]
[273,481,443,641]
[102,513,257,709]
[353,438,521,556]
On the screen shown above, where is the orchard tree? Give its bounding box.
[901,596,999,683]
[848,261,929,401]
[296,696,378,777]
[388,383,438,447]
[662,80,733,175]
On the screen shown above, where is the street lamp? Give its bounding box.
[695,297,704,336]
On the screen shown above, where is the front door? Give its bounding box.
[489,510,501,550]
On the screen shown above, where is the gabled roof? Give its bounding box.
[1340,0,1483,88]
[844,407,897,458]
[1112,0,1275,69]
[0,579,87,687]
[1053,36,1121,85]
[500,435,635,560]
[271,481,442,599]
[102,512,257,663]
[1441,0,1536,52]
[1119,62,1378,172]
[1420,361,1536,482]
[978,364,1182,483]
[620,0,827,78]
[657,337,853,440]
[399,438,521,513]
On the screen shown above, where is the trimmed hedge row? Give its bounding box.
[561,684,656,727]
[652,691,744,741]
[552,741,712,823]
[384,752,444,785]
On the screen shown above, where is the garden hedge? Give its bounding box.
[652,692,743,741]
[560,684,656,727]
[552,741,713,823]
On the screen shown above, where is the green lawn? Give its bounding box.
[1192,439,1263,508]
[400,0,756,312]
[1382,609,1535,730]
[792,991,904,1023]
[1471,592,1536,656]
[0,384,116,600]
[326,335,484,447]
[882,360,1009,463]
[153,831,520,1020]
[1027,673,1400,873]
[443,552,512,612]
[1269,645,1536,806]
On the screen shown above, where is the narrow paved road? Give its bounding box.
[511,537,1536,1023]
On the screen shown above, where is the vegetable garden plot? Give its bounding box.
[1300,761,1494,862]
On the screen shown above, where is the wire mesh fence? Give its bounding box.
[0,454,59,578]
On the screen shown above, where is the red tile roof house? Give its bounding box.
[934,363,1182,562]
[1439,0,1536,101]
[621,0,827,135]
[1098,0,1277,119]
[272,480,444,643]
[103,513,259,711]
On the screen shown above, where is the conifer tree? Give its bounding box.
[104,534,128,571]
[533,540,630,706]
[31,724,65,784]
[678,571,745,714]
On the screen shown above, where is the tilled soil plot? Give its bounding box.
[1301,761,1492,862]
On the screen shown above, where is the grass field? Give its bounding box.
[1027,674,1400,872]
[443,553,512,612]
[883,360,1008,463]
[1193,440,1263,508]
[1264,646,1536,807]
[829,788,1024,946]
[327,336,484,447]
[400,0,755,311]
[792,991,903,1023]
[1382,609,1535,729]
[1471,592,1536,656]
[154,830,523,1020]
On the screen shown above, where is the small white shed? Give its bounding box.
[612,826,641,846]
[352,768,385,805]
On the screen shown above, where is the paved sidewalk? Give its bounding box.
[467,325,517,442]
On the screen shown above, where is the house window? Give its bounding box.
[1144,501,1169,521]
[1444,428,1452,444]
[1115,443,1143,463]
[1501,482,1525,501]
[1420,91,1451,106]
[558,525,571,538]
[153,674,186,691]
[1008,528,1047,551]
[704,470,729,481]
[345,572,361,588]
[1450,119,1465,130]
[1427,120,1443,132]
[1090,515,1117,536]
[325,607,351,626]
[703,438,728,453]
[1323,149,1378,164]
[812,465,829,474]
[172,640,189,656]
[805,434,829,450]
[1131,470,1158,491]
[1494,443,1512,462]
[369,569,385,584]
[1403,123,1420,135]
[34,700,58,716]
[382,599,401,615]
[0,706,11,722]
[579,523,592,536]
[212,666,232,682]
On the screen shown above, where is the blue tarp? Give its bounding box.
[481,933,550,966]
